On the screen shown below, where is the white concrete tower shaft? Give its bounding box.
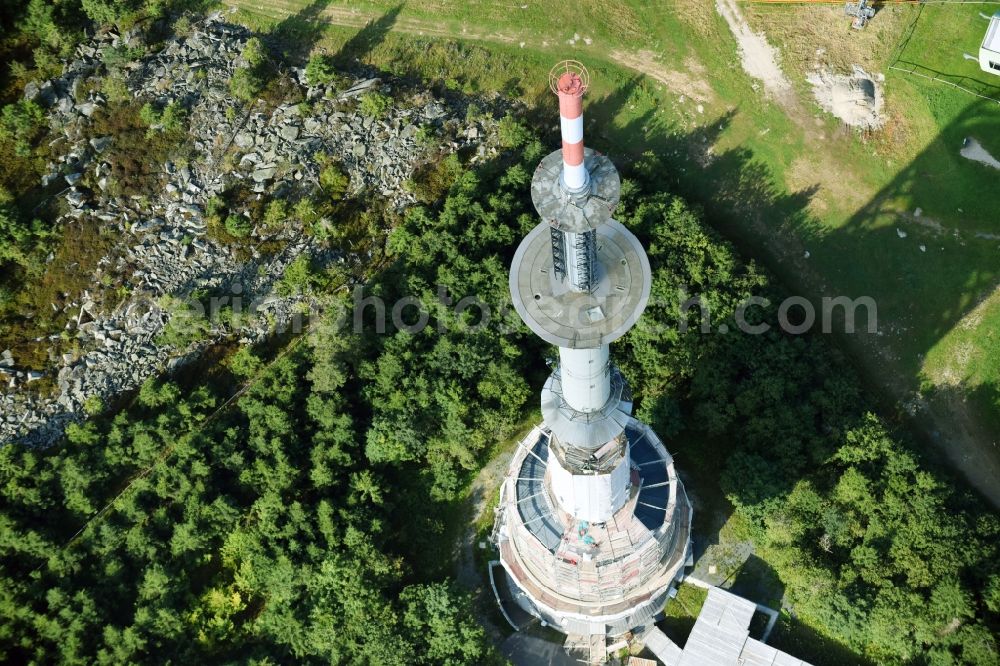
[558,345,610,413]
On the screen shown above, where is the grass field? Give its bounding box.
[224,0,1000,491]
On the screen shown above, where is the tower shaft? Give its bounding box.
[497,60,692,642]
[558,345,610,413]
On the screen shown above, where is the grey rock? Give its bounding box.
[23,81,40,102]
[423,102,446,119]
[37,80,58,107]
[252,166,276,183]
[1,17,486,447]
[132,218,163,234]
[339,78,381,99]
[89,136,112,153]
[66,190,86,207]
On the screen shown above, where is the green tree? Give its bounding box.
[318,157,350,201]
[139,100,186,137]
[229,67,262,103]
[400,583,499,665]
[229,37,269,102]
[359,91,392,119]
[80,0,143,25]
[224,213,251,238]
[228,347,262,378]
[155,295,210,348]
[261,199,288,229]
[349,470,384,505]
[277,255,318,296]
[497,113,530,148]
[101,73,130,102]
[0,100,45,157]
[304,54,338,86]
[241,37,267,68]
[0,203,47,268]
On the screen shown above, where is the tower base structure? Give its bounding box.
[494,418,693,638]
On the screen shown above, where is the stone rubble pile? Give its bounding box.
[3,12,500,446]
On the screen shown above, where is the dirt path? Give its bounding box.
[961,137,1000,170]
[450,442,517,645]
[454,445,513,590]
[609,49,716,104]
[713,0,795,106]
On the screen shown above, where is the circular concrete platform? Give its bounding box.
[530,149,621,233]
[509,220,651,348]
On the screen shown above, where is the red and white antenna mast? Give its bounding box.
[551,60,591,191]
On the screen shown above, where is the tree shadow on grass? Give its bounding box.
[730,554,785,610]
[334,4,404,64]
[265,0,336,64]
[581,71,825,253]
[770,613,876,666]
[808,101,1000,502]
[831,100,999,355]
[265,2,404,84]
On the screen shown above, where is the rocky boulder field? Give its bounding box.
[1,12,502,446]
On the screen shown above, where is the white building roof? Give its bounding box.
[647,587,814,666]
[983,13,1000,54]
[643,627,683,665]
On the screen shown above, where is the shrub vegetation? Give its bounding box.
[359,91,392,119]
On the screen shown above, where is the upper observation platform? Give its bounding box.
[531,148,621,233]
